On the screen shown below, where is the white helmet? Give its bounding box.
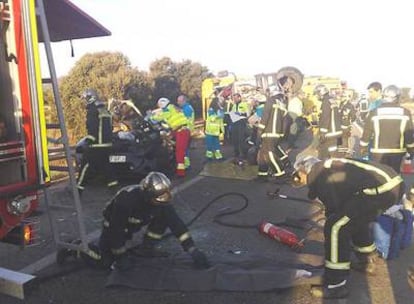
[157,97,170,109]
[382,85,401,103]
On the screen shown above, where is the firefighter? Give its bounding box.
[152,97,190,177]
[177,95,195,169]
[360,85,414,173]
[255,77,292,182]
[62,172,210,271]
[292,156,404,299]
[339,91,357,154]
[314,84,343,159]
[77,89,118,191]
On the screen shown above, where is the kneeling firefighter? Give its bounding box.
[292,156,404,299]
[64,172,210,271]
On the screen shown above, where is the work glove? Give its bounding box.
[189,248,210,269]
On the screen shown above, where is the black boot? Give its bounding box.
[310,281,349,299]
[351,251,379,275]
[56,248,78,265]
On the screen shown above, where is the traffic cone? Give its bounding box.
[401,153,414,174]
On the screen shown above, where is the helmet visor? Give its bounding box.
[154,190,172,203]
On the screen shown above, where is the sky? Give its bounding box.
[47,0,414,92]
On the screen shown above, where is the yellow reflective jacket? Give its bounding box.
[152,104,188,130]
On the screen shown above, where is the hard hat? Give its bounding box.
[140,171,172,203]
[382,85,401,103]
[157,97,170,109]
[82,88,99,105]
[313,84,329,99]
[275,66,304,94]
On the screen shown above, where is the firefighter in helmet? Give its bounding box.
[313,84,343,159]
[77,88,118,191]
[62,172,210,271]
[360,84,414,173]
[292,155,404,299]
[255,76,292,182]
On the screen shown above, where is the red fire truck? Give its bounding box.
[0,0,110,245]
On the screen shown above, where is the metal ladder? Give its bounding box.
[34,0,88,253]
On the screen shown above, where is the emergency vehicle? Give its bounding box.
[0,0,110,246]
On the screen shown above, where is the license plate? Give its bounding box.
[109,155,126,163]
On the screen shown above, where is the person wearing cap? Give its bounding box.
[59,172,210,271]
[152,97,191,177]
[292,155,404,299]
[360,84,414,173]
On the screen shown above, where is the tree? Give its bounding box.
[57,52,151,141]
[149,57,181,102]
[149,57,210,117]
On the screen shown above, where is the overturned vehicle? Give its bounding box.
[76,100,175,181]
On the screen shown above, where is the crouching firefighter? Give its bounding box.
[62,172,210,271]
[291,156,404,299]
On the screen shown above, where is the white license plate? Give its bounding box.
[109,155,126,163]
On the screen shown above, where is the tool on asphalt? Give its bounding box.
[259,221,304,249]
[266,188,313,204]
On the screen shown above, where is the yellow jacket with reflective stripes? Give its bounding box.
[152,104,188,131]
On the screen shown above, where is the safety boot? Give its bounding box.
[351,251,379,275]
[184,156,191,169]
[56,248,78,265]
[214,150,223,160]
[310,283,349,299]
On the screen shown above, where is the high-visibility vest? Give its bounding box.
[205,113,224,136]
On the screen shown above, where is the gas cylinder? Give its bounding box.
[259,221,304,249]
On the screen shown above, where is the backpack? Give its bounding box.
[373,210,413,260]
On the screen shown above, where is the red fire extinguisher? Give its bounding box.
[259,221,304,249]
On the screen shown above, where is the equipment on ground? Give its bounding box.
[259,221,304,249]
